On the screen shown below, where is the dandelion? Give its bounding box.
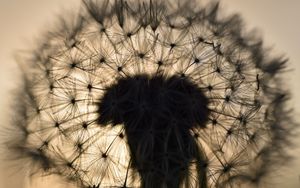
[6,0,295,187]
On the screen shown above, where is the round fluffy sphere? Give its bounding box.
[8,0,294,188]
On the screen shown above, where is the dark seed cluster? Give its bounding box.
[7,0,294,188]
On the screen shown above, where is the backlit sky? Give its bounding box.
[0,1,299,187]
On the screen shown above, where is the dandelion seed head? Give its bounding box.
[7,0,295,187]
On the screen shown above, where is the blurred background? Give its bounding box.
[0,0,299,187]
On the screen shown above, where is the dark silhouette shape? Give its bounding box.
[98,74,209,187]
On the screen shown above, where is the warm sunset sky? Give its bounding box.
[0,1,299,188]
